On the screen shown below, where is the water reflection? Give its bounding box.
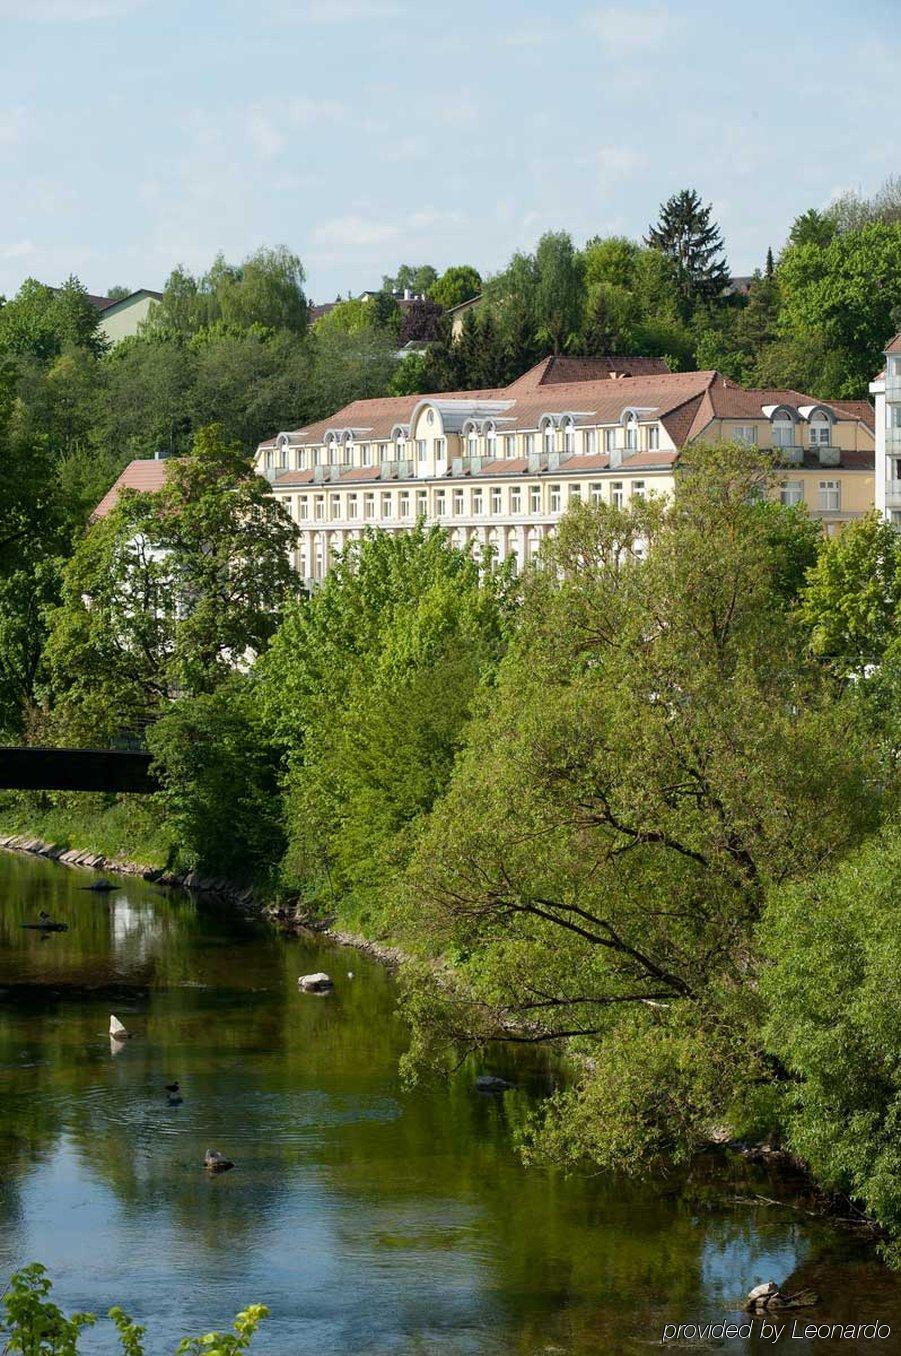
[0,848,898,1354]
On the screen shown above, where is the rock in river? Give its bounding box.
[298,972,333,993]
[109,1014,131,1040]
[476,1075,512,1094]
[204,1149,235,1174]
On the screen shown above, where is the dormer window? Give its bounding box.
[467,428,478,458]
[485,425,497,459]
[809,412,831,447]
[563,419,575,455]
[625,415,638,452]
[772,413,795,448]
[544,422,556,455]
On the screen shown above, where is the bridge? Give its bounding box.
[0,747,159,794]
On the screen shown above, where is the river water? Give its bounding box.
[1,849,899,1354]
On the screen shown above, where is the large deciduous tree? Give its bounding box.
[44,425,299,743]
[394,445,882,1170]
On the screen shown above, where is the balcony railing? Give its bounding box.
[885,479,901,507]
[886,427,901,456]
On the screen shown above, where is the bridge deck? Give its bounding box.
[0,747,158,793]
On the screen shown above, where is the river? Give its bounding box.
[1,848,899,1354]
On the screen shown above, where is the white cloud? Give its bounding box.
[597,144,644,182]
[0,0,145,17]
[587,4,670,50]
[245,97,346,160]
[0,106,28,147]
[0,240,36,260]
[383,134,428,163]
[312,216,400,248]
[247,109,285,161]
[278,0,402,20]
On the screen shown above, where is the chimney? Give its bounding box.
[403,287,412,301]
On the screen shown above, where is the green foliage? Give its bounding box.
[760,832,901,1259]
[259,525,512,918]
[44,425,299,743]
[0,278,107,361]
[0,1264,266,1355]
[644,188,730,305]
[144,247,307,340]
[147,675,285,883]
[428,265,482,309]
[381,264,438,295]
[393,446,884,1172]
[0,1263,95,1355]
[799,511,901,668]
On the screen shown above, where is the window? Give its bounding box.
[472,488,484,516]
[416,489,428,517]
[583,429,597,455]
[529,485,541,514]
[544,423,556,455]
[604,427,617,453]
[819,479,840,512]
[485,428,497,459]
[358,444,369,463]
[734,425,757,445]
[399,490,411,518]
[347,494,358,520]
[435,489,446,516]
[809,416,831,447]
[510,487,522,513]
[435,437,446,459]
[379,442,390,462]
[550,484,562,512]
[330,493,340,520]
[611,481,624,509]
[647,425,659,450]
[568,484,581,505]
[772,414,795,448]
[298,496,309,520]
[625,417,638,452]
[467,430,478,458]
[298,449,308,470]
[525,433,536,456]
[590,482,603,505]
[396,433,407,461]
[631,480,645,500]
[780,481,803,506]
[364,493,375,520]
[314,495,325,521]
[504,435,516,459]
[453,488,464,516]
[491,487,502,515]
[416,439,427,463]
[563,421,575,455]
[381,492,393,518]
[893,458,901,483]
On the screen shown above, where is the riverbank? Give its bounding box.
[0,830,407,968]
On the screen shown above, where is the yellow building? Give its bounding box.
[255,355,875,585]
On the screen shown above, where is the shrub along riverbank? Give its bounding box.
[6,441,901,1261]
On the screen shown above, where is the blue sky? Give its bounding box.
[0,0,897,304]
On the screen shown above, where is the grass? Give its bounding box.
[0,790,176,869]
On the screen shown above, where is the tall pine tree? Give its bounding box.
[645,189,730,306]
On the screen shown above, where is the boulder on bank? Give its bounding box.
[298,972,333,993]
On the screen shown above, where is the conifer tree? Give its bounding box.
[645,188,730,305]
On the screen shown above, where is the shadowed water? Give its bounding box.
[0,849,898,1354]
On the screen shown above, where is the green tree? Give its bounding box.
[799,511,901,668]
[44,425,299,743]
[144,247,307,340]
[787,208,837,250]
[428,265,482,310]
[534,231,584,354]
[259,525,512,918]
[0,277,107,361]
[382,264,438,295]
[760,830,901,1262]
[645,189,730,306]
[394,446,882,1172]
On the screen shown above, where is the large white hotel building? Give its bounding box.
[254,355,875,585]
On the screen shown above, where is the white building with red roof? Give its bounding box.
[255,356,875,587]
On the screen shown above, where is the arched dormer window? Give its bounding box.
[543,420,556,455]
[562,417,575,455]
[485,422,497,460]
[625,413,638,452]
[467,426,479,458]
[772,411,795,449]
[395,430,407,460]
[809,411,832,447]
[343,432,354,466]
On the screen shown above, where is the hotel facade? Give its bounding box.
[253,354,874,585]
[871,335,901,524]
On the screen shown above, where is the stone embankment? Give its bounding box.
[0,833,406,967]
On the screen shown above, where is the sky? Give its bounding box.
[0,0,898,305]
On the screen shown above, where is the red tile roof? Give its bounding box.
[885,334,901,355]
[91,458,173,520]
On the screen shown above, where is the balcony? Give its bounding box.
[885,479,901,508]
[815,444,841,468]
[451,456,483,477]
[774,442,802,466]
[379,459,414,480]
[886,372,901,401]
[886,427,901,456]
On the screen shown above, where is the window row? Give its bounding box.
[292,480,650,522]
